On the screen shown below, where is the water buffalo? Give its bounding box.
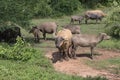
[70,15,84,24]
[55,29,72,61]
[29,26,40,43]
[63,24,81,34]
[0,27,21,43]
[85,10,106,24]
[71,33,110,59]
[37,22,58,40]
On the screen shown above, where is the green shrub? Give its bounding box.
[105,7,120,39]
[50,0,81,16]
[0,37,37,61]
[0,22,18,33]
[79,0,120,8]
[0,0,34,27]
[33,0,52,18]
[105,22,120,39]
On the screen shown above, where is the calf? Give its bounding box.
[70,15,84,24]
[29,26,40,43]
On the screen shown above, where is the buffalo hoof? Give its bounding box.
[64,57,69,61]
[59,59,63,62]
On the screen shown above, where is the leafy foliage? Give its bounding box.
[0,0,34,26]
[0,0,120,27]
[50,0,81,16]
[79,0,120,8]
[105,7,120,39]
[105,22,120,39]
[0,37,37,61]
[33,0,52,17]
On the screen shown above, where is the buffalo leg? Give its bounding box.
[37,35,40,42]
[90,47,94,59]
[85,18,88,24]
[58,48,63,61]
[70,19,74,24]
[96,19,98,24]
[68,46,72,58]
[43,33,46,40]
[64,50,69,61]
[79,20,81,24]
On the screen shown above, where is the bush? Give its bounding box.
[0,37,37,61]
[50,0,81,16]
[33,0,52,18]
[105,22,120,39]
[79,0,120,8]
[105,7,120,39]
[0,22,17,33]
[0,0,35,27]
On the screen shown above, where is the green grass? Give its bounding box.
[98,39,120,50]
[0,46,83,80]
[0,43,108,80]
[86,57,120,75]
[0,14,119,80]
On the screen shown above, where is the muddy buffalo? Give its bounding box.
[55,29,72,61]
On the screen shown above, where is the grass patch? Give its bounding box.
[98,39,120,50]
[86,57,120,75]
[0,42,108,80]
[1,14,119,80]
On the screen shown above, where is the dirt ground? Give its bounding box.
[45,47,120,80]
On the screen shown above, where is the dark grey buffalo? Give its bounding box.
[0,27,21,43]
[70,15,84,24]
[85,10,106,24]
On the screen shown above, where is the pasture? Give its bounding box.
[0,16,120,80]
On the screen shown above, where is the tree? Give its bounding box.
[0,0,36,27]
